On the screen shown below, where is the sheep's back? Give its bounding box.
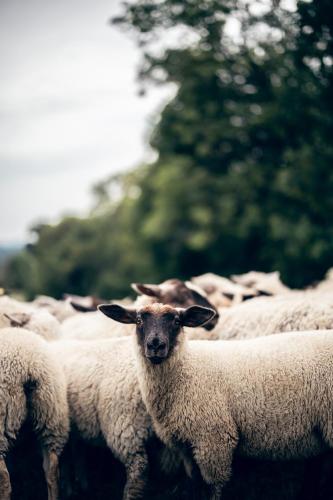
[183,332,333,459]
[216,296,333,339]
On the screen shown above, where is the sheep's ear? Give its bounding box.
[256,290,273,297]
[131,283,161,298]
[185,281,208,298]
[180,306,216,328]
[98,304,137,324]
[70,301,96,313]
[4,312,30,328]
[242,294,256,301]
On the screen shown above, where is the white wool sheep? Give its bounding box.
[215,294,333,339]
[32,295,77,322]
[0,296,61,341]
[100,303,333,500]
[51,336,178,500]
[231,270,290,295]
[60,309,131,341]
[0,327,69,500]
[0,295,37,317]
[191,272,257,307]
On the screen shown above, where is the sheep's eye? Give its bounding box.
[174,317,180,326]
[136,317,143,326]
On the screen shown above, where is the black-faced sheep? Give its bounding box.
[100,302,333,500]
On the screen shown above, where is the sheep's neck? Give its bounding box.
[134,332,188,425]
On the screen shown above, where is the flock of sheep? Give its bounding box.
[1,269,333,499]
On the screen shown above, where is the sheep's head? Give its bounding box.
[98,303,216,365]
[132,279,219,331]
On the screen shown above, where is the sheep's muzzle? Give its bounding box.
[144,334,169,364]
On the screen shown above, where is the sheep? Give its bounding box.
[132,279,217,315]
[48,281,218,497]
[0,295,34,314]
[32,295,77,322]
[60,308,129,341]
[231,270,290,295]
[0,296,61,341]
[0,327,69,500]
[50,336,180,500]
[191,272,257,307]
[99,302,333,499]
[60,279,219,341]
[215,294,333,339]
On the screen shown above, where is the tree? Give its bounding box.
[111,0,333,287]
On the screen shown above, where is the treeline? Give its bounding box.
[5,0,333,299]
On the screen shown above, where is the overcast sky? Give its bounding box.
[0,0,172,245]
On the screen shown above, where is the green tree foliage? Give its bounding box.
[112,0,333,287]
[4,0,333,297]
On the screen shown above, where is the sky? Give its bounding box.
[0,0,172,245]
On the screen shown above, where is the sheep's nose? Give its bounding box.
[157,341,166,351]
[152,337,160,347]
[147,338,166,351]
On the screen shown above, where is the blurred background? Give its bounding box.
[0,0,332,299]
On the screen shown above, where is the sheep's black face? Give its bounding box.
[98,303,217,365]
[136,309,181,364]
